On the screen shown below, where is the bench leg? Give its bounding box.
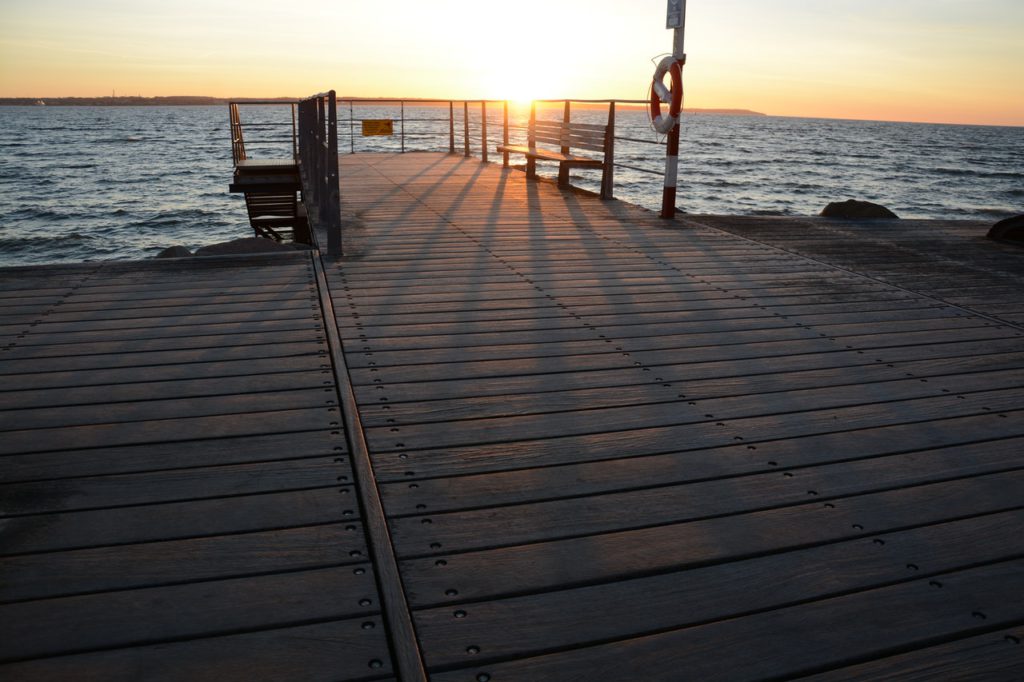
[557,162,570,189]
[600,161,614,200]
[527,157,537,180]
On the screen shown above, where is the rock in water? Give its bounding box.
[194,238,294,256]
[821,200,899,219]
[155,246,193,258]
[987,215,1024,244]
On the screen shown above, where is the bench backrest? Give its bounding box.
[529,120,610,155]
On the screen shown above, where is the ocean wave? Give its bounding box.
[0,232,95,250]
[931,167,1023,179]
[8,208,72,221]
[89,136,145,143]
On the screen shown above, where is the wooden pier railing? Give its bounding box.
[297,91,342,257]
[228,95,676,252]
[227,93,343,256]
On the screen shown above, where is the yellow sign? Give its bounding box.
[362,119,394,136]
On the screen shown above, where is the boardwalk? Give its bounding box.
[2,151,1024,680]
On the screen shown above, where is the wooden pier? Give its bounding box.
[2,151,1024,680]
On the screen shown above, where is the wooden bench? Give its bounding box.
[228,159,310,244]
[228,102,311,244]
[497,104,615,199]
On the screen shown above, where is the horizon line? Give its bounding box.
[4,95,1022,129]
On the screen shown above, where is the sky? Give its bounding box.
[0,0,1022,126]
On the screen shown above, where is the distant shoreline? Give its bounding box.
[0,96,287,107]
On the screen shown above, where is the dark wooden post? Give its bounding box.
[400,101,406,153]
[324,91,342,257]
[480,101,488,163]
[448,101,455,153]
[526,101,537,179]
[502,100,509,167]
[463,101,470,157]
[557,100,571,188]
[349,101,355,154]
[290,103,298,159]
[601,102,615,200]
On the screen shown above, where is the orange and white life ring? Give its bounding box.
[650,56,683,134]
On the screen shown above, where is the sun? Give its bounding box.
[488,56,567,104]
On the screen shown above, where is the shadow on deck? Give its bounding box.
[2,152,1023,680]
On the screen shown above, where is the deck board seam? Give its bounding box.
[313,250,428,682]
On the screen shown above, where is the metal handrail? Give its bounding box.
[229,100,299,160]
[229,95,677,218]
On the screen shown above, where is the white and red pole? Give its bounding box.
[661,0,687,219]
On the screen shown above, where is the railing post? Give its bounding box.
[526,101,537,179]
[325,91,342,257]
[463,101,470,157]
[316,96,326,233]
[558,100,571,188]
[661,110,681,218]
[502,100,509,167]
[290,103,297,159]
[480,101,488,163]
[400,101,406,153]
[349,101,355,154]
[449,101,455,153]
[601,102,615,200]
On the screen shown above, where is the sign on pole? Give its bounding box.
[666,0,684,28]
[361,119,394,136]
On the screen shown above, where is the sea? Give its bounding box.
[0,104,1021,268]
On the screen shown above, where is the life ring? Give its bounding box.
[650,56,683,134]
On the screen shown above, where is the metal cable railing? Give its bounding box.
[230,96,680,226]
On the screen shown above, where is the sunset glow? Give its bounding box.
[1,0,1022,126]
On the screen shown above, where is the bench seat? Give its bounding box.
[234,158,298,173]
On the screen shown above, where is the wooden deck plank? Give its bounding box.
[368,384,1023,458]
[1,477,356,558]
[429,559,1024,681]
[0,620,395,682]
[0,430,344,483]
[1,387,339,432]
[339,301,948,339]
[0,565,381,662]
[0,341,327,379]
[0,317,323,344]
[0,457,350,515]
[380,419,1024,515]
[798,629,1024,681]
[387,438,1024,556]
[343,322,1012,370]
[0,368,336,411]
[0,523,368,603]
[346,330,1023,385]
[0,406,344,455]
[413,509,1024,668]
[359,363,1024,426]
[369,389,1023,479]
[355,345,1024,402]
[400,467,1024,606]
